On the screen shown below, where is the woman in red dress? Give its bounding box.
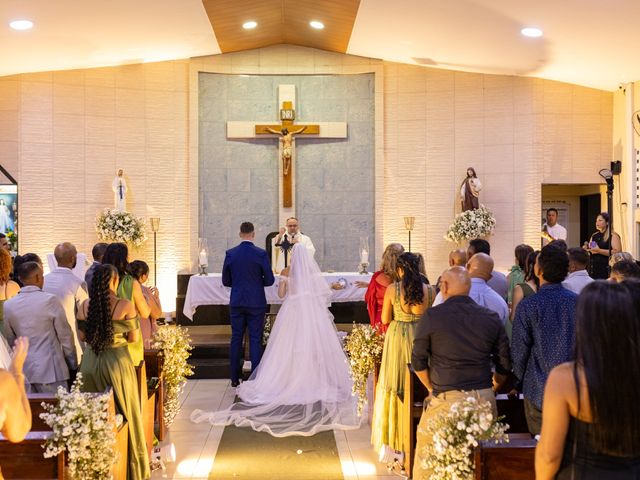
[358,243,404,333]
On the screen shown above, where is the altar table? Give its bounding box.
[183,272,371,321]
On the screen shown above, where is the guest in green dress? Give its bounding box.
[371,253,435,455]
[78,264,150,480]
[508,250,540,341]
[506,244,533,307]
[102,243,152,367]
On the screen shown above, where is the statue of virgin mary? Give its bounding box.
[112,168,128,212]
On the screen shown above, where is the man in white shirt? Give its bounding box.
[562,247,594,294]
[542,208,567,246]
[432,254,509,325]
[273,217,315,272]
[43,242,87,363]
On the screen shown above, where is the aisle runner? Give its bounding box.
[209,426,343,479]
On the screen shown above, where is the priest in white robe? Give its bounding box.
[273,217,315,273]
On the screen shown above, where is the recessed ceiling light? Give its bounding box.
[309,20,324,30]
[521,27,542,38]
[9,19,33,31]
[242,21,257,30]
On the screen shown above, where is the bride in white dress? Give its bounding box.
[191,243,361,437]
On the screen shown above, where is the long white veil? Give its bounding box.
[191,244,361,436]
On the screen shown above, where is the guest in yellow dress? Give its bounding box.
[78,264,150,480]
[102,243,151,367]
[371,252,435,455]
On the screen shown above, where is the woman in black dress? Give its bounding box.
[584,212,621,279]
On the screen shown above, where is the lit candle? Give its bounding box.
[199,249,208,266]
[360,249,369,264]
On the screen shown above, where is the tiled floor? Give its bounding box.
[151,379,405,479]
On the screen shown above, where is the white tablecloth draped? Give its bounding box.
[183,272,371,320]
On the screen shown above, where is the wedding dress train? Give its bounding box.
[191,244,361,437]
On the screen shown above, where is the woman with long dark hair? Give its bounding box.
[585,212,622,279]
[371,252,435,456]
[102,243,151,366]
[536,281,640,479]
[510,250,540,327]
[78,264,150,480]
[507,244,533,308]
[127,260,162,348]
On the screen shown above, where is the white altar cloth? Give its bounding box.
[183,272,371,321]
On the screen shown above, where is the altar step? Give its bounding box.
[186,328,234,379]
[185,324,358,379]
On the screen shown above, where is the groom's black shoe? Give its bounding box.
[231,379,240,387]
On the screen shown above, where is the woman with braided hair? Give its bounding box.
[78,264,150,480]
[371,252,435,456]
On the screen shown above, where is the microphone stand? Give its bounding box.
[275,235,293,268]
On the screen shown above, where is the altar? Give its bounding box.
[183,272,371,321]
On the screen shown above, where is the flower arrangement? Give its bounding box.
[95,208,147,247]
[152,325,194,426]
[445,205,496,244]
[40,374,118,479]
[343,324,385,415]
[419,396,509,480]
[263,315,275,345]
[5,227,17,252]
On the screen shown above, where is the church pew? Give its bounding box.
[496,393,530,434]
[401,363,430,475]
[135,360,157,458]
[0,389,128,479]
[473,434,536,480]
[144,348,166,440]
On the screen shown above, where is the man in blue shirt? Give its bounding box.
[512,244,577,435]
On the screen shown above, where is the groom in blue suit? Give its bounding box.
[222,222,275,387]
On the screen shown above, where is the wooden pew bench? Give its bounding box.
[144,349,166,440]
[401,363,430,474]
[474,434,536,480]
[496,393,530,434]
[401,367,532,475]
[0,389,128,480]
[136,360,158,458]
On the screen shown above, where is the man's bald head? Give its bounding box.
[467,252,494,281]
[448,249,467,267]
[54,242,77,268]
[440,266,471,301]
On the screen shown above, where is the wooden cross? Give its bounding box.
[226,85,347,217]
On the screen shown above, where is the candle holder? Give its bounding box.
[359,236,370,272]
[403,216,415,252]
[150,217,160,286]
[197,238,209,276]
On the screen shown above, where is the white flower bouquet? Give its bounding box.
[95,208,147,247]
[343,324,385,416]
[420,396,509,480]
[445,205,496,244]
[40,374,118,479]
[152,325,194,426]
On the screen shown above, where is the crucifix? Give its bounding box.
[226,85,347,221]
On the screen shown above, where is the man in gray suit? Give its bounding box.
[4,262,78,393]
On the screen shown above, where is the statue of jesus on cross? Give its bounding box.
[264,126,307,176]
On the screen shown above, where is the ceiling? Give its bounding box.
[1,0,639,91]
